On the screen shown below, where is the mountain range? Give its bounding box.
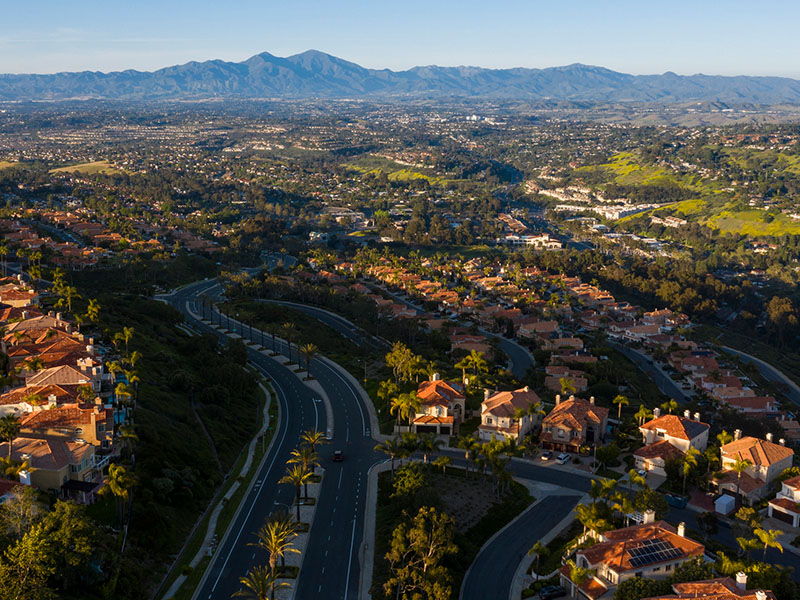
[2,50,800,104]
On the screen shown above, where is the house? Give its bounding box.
[20,403,113,449]
[411,375,465,436]
[478,386,541,442]
[714,433,794,504]
[635,410,710,475]
[0,436,102,503]
[642,574,774,600]
[560,518,704,600]
[768,475,800,526]
[540,395,608,451]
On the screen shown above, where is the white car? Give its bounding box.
[557,453,570,465]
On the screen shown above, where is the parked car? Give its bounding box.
[557,453,570,465]
[332,450,343,462]
[540,450,553,461]
[637,469,647,477]
[539,585,566,600]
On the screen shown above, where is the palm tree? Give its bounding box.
[376,379,398,412]
[681,446,701,495]
[233,565,288,600]
[732,457,754,501]
[417,433,444,464]
[627,469,647,500]
[456,435,480,478]
[0,456,29,481]
[374,437,403,476]
[21,357,45,373]
[280,322,297,362]
[660,399,679,415]
[433,455,451,474]
[634,404,654,426]
[121,327,134,356]
[612,395,629,420]
[528,541,548,581]
[574,502,611,538]
[279,465,312,521]
[0,245,8,278]
[565,559,594,600]
[118,425,139,463]
[299,343,318,372]
[252,513,300,575]
[0,415,21,460]
[85,298,101,324]
[754,527,784,561]
[287,446,319,496]
[100,463,135,529]
[559,377,577,396]
[300,429,327,454]
[389,394,406,427]
[717,430,734,446]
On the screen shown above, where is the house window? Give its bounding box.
[653,567,660,572]
[98,424,105,433]
[75,428,83,435]
[487,418,493,425]
[665,564,672,572]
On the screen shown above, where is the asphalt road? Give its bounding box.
[460,495,581,600]
[721,346,800,407]
[612,342,690,403]
[166,280,381,600]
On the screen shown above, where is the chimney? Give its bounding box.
[555,394,561,405]
[569,394,575,402]
[683,409,691,419]
[21,310,28,320]
[735,572,747,591]
[523,385,530,392]
[780,438,786,446]
[755,592,767,600]
[766,433,773,442]
[693,412,700,421]
[432,373,440,381]
[484,388,491,401]
[643,509,656,524]
[589,396,595,405]
[677,522,685,537]
[86,345,94,354]
[653,407,661,418]
[47,394,56,404]
[734,429,742,441]
[56,312,62,321]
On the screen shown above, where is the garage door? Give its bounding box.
[773,508,795,525]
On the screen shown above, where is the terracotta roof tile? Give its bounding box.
[640,415,709,441]
[721,436,794,467]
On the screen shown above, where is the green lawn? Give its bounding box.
[50,160,125,175]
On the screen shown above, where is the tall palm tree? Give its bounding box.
[612,394,629,420]
[0,415,21,460]
[376,380,399,412]
[732,457,754,501]
[627,469,647,500]
[85,298,101,324]
[559,377,577,396]
[300,429,327,454]
[754,527,784,561]
[634,404,654,426]
[299,343,318,372]
[280,322,297,362]
[456,435,480,478]
[233,565,288,600]
[565,559,594,600]
[660,399,679,415]
[252,514,300,574]
[682,447,701,495]
[121,327,135,356]
[374,437,403,476]
[417,433,443,464]
[433,455,451,474]
[717,430,734,446]
[287,447,319,496]
[528,541,548,581]
[279,465,312,521]
[100,463,135,529]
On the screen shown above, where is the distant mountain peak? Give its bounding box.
[1,50,799,104]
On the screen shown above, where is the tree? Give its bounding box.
[696,511,718,541]
[717,430,734,446]
[565,558,594,599]
[279,465,311,521]
[99,463,135,530]
[377,379,399,412]
[574,502,611,539]
[0,416,21,460]
[0,486,41,541]
[432,455,451,475]
[559,377,577,396]
[731,457,754,500]
[612,395,629,420]
[528,541,548,581]
[634,404,653,426]
[374,438,403,477]
[660,399,679,415]
[252,513,299,577]
[300,430,327,454]
[85,298,101,325]
[280,322,297,362]
[233,565,288,600]
[754,527,783,561]
[384,506,458,600]
[681,446,701,495]
[287,446,319,497]
[417,433,443,464]
[299,343,318,372]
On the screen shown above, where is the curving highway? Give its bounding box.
[163,280,381,600]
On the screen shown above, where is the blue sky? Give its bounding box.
[2,0,799,77]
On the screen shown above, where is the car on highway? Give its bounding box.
[556,453,570,464]
[540,450,553,461]
[332,450,343,462]
[538,584,566,600]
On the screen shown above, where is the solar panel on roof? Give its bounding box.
[626,538,682,568]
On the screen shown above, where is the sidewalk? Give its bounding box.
[164,382,273,600]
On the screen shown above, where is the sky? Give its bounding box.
[1,0,799,78]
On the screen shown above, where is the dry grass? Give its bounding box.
[50,160,123,175]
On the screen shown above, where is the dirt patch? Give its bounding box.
[433,470,501,533]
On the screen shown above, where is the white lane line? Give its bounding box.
[343,518,358,599]
[337,469,343,489]
[208,374,290,595]
[321,360,367,435]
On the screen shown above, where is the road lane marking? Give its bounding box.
[338,469,343,489]
[344,518,357,599]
